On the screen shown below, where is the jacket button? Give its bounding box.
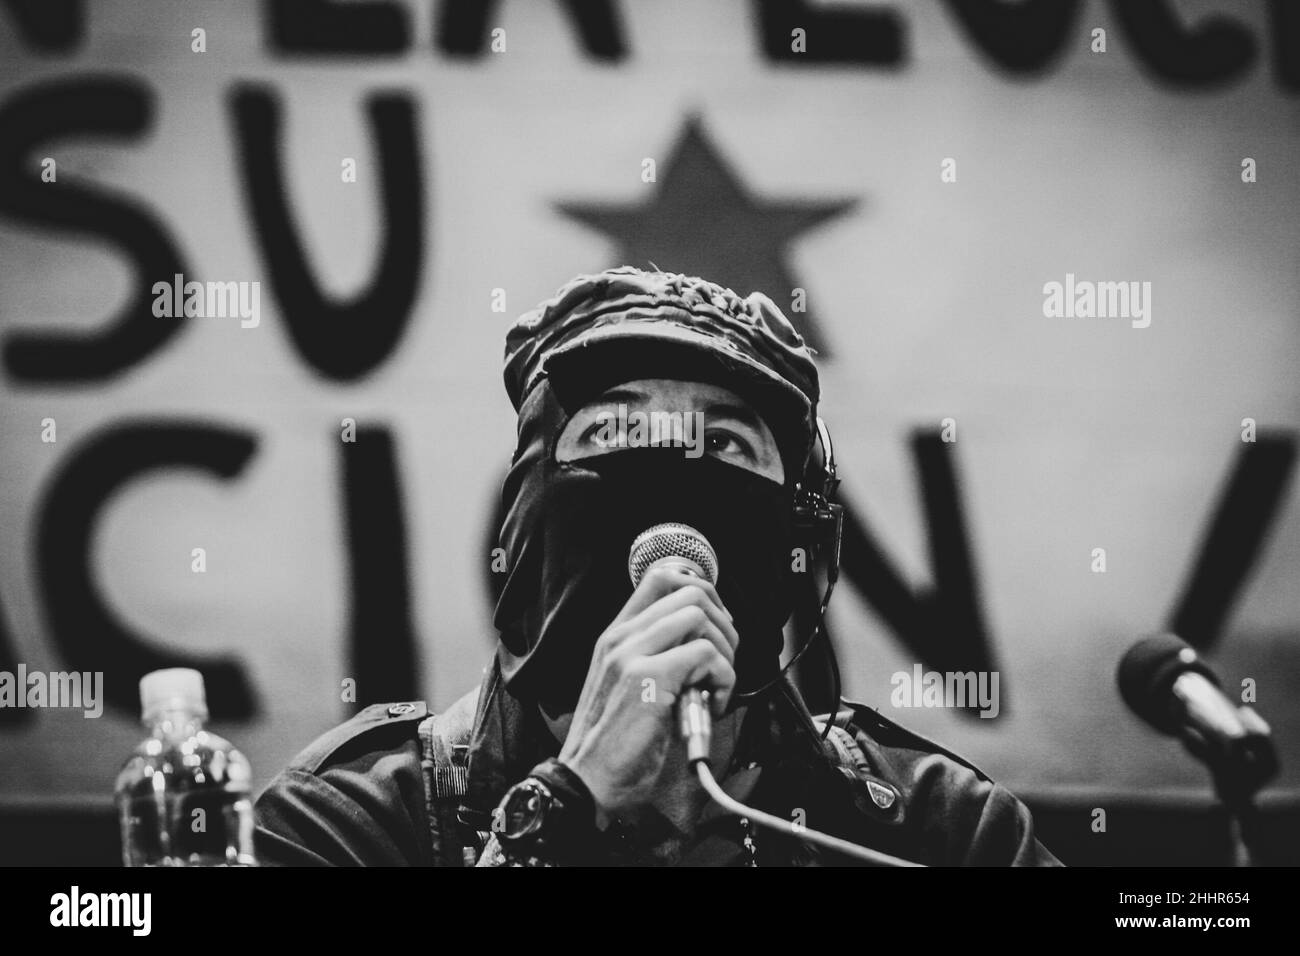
[388,703,416,716]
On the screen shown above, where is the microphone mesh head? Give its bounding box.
[628,523,719,587]
[1117,632,1218,734]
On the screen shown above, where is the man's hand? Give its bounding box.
[557,566,739,826]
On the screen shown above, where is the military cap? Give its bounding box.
[502,265,821,475]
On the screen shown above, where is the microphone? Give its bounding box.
[628,523,719,764]
[1117,633,1277,801]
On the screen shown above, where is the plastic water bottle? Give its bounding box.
[115,668,256,866]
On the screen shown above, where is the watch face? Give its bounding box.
[501,780,549,841]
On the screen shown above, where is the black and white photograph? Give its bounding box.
[0,0,1296,934]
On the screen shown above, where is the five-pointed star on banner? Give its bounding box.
[554,115,858,357]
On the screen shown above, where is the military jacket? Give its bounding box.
[255,666,1061,867]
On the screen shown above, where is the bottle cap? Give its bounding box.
[139,668,208,722]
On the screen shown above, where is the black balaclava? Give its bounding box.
[493,381,798,716]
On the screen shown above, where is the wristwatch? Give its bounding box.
[494,758,598,864]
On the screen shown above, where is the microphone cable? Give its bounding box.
[692,758,922,867]
[679,689,923,867]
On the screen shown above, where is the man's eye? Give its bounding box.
[579,416,613,444]
[705,429,755,459]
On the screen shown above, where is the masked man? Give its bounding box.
[254,266,1061,867]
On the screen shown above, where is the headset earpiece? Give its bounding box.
[792,416,844,584]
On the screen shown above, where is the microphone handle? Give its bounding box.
[679,687,712,764]
[638,558,714,761]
